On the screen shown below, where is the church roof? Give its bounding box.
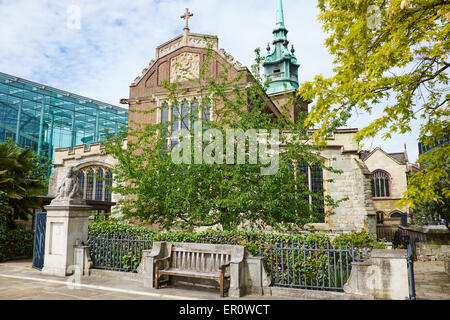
[360,147,408,165]
[387,152,407,164]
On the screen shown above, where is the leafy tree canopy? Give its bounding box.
[412,155,449,227]
[104,47,345,232]
[0,139,48,228]
[299,0,449,209]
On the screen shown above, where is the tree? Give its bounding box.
[0,139,48,229]
[412,155,449,228]
[299,0,449,210]
[104,47,344,232]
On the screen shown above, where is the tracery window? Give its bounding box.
[86,169,94,200]
[297,162,325,220]
[95,168,104,201]
[371,170,391,198]
[160,98,211,149]
[77,166,113,202]
[104,170,113,202]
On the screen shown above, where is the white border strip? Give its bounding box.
[0,274,202,300]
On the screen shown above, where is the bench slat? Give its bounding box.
[160,269,228,280]
[172,248,233,255]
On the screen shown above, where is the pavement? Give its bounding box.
[414,261,450,300]
[0,259,292,301]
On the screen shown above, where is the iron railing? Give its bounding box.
[88,233,153,272]
[376,225,398,242]
[87,235,369,292]
[258,241,369,292]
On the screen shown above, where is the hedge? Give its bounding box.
[89,221,386,255]
[0,227,34,262]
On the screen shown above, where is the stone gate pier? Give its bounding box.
[41,167,92,277]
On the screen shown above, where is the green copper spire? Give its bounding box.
[263,0,299,95]
[276,0,285,28]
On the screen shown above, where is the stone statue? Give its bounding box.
[52,167,85,205]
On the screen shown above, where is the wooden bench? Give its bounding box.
[140,242,245,298]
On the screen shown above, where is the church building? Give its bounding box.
[48,1,415,235]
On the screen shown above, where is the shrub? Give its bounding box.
[88,222,383,288]
[0,227,34,262]
[332,231,387,249]
[88,221,386,254]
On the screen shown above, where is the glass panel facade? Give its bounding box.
[0,72,128,163]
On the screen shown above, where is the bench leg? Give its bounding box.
[155,264,159,289]
[219,272,224,298]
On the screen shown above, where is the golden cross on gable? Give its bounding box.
[181,8,193,30]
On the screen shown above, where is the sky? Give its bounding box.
[0,0,423,162]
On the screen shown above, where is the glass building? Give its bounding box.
[418,133,449,156]
[0,72,128,162]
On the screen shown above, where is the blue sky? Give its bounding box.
[0,0,423,161]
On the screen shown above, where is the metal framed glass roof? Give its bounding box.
[0,71,128,162]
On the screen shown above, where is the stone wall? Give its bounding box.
[344,249,409,300]
[416,243,450,262]
[320,130,376,233]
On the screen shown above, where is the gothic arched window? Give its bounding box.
[105,170,113,202]
[95,168,104,201]
[160,99,212,151]
[181,100,189,130]
[371,170,391,198]
[76,166,113,202]
[86,169,94,200]
[297,161,325,221]
[78,171,85,195]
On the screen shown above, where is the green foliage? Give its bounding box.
[410,155,449,227]
[0,226,34,262]
[89,221,384,257]
[0,139,49,227]
[332,231,387,249]
[299,0,450,209]
[0,190,11,231]
[104,45,345,232]
[89,222,382,288]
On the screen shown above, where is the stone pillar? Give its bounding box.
[42,166,91,277]
[245,256,272,296]
[344,249,409,300]
[229,246,246,298]
[41,203,91,277]
[138,242,172,289]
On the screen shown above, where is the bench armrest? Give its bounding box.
[219,263,230,271]
[154,255,171,271]
[154,256,171,263]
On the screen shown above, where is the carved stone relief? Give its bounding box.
[170,52,200,83]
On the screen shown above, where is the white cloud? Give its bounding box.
[0,0,421,161]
